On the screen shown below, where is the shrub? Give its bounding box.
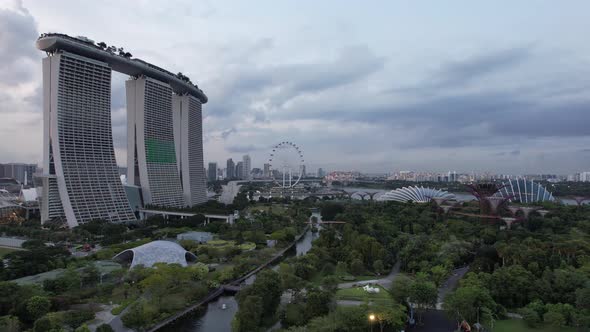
[544,310,566,327]
[350,259,365,276]
[96,324,114,332]
[519,307,541,328]
[64,310,95,329]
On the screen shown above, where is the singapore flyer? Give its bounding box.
[268,141,305,188]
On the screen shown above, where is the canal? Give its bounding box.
[162,225,320,332]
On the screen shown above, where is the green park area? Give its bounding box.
[246,204,288,215]
[493,319,577,332]
[335,285,393,305]
[1,185,590,332]
[0,247,17,257]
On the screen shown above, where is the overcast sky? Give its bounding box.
[1,0,589,175]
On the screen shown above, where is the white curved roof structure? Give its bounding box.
[113,240,197,268]
[378,186,455,203]
[495,179,555,203]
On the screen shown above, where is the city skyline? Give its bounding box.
[2,1,590,174]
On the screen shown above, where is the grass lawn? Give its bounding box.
[0,247,17,257]
[247,204,287,215]
[493,319,576,332]
[335,285,393,306]
[309,273,377,287]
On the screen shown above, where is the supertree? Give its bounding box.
[466,183,508,215]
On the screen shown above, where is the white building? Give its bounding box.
[36,33,209,226]
[40,52,136,227]
[173,94,207,206]
[127,77,185,208]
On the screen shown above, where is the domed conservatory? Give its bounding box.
[378,186,455,203]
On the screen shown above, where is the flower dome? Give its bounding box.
[494,179,555,203]
[377,186,455,203]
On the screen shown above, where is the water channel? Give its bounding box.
[162,222,320,332]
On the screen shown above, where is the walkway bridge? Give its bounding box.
[138,209,236,224]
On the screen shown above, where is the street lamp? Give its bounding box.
[369,314,375,332]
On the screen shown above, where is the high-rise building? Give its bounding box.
[317,168,325,178]
[207,162,217,182]
[40,52,136,227]
[263,163,270,178]
[242,155,251,180]
[235,162,244,180]
[226,158,235,179]
[580,172,590,182]
[172,94,207,206]
[301,165,306,178]
[127,77,185,208]
[0,163,37,185]
[36,33,209,226]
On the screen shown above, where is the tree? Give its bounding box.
[234,269,283,330]
[75,324,91,332]
[443,286,496,326]
[410,275,438,324]
[80,265,100,286]
[350,259,365,275]
[543,310,566,327]
[520,307,541,328]
[64,310,95,329]
[26,296,51,321]
[490,265,534,308]
[430,265,448,287]
[304,288,333,320]
[390,274,414,304]
[0,316,20,332]
[232,295,263,332]
[251,269,283,316]
[372,304,407,332]
[96,324,115,332]
[373,260,385,275]
[321,275,339,294]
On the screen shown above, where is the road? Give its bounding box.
[436,266,469,309]
[338,261,401,290]
[336,265,469,309]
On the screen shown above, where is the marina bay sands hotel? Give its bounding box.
[36,33,208,228]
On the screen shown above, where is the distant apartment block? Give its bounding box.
[0,163,37,185]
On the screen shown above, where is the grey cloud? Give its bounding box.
[221,127,237,139]
[437,46,531,86]
[226,144,264,153]
[272,45,589,150]
[385,46,531,96]
[0,2,39,84]
[206,44,385,117]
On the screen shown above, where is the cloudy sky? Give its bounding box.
[1,0,589,175]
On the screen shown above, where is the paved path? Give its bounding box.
[338,261,401,290]
[108,304,134,332]
[336,265,469,310]
[436,266,469,309]
[337,299,381,306]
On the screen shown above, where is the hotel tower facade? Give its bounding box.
[37,34,208,227]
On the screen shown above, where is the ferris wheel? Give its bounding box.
[269,141,305,188]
